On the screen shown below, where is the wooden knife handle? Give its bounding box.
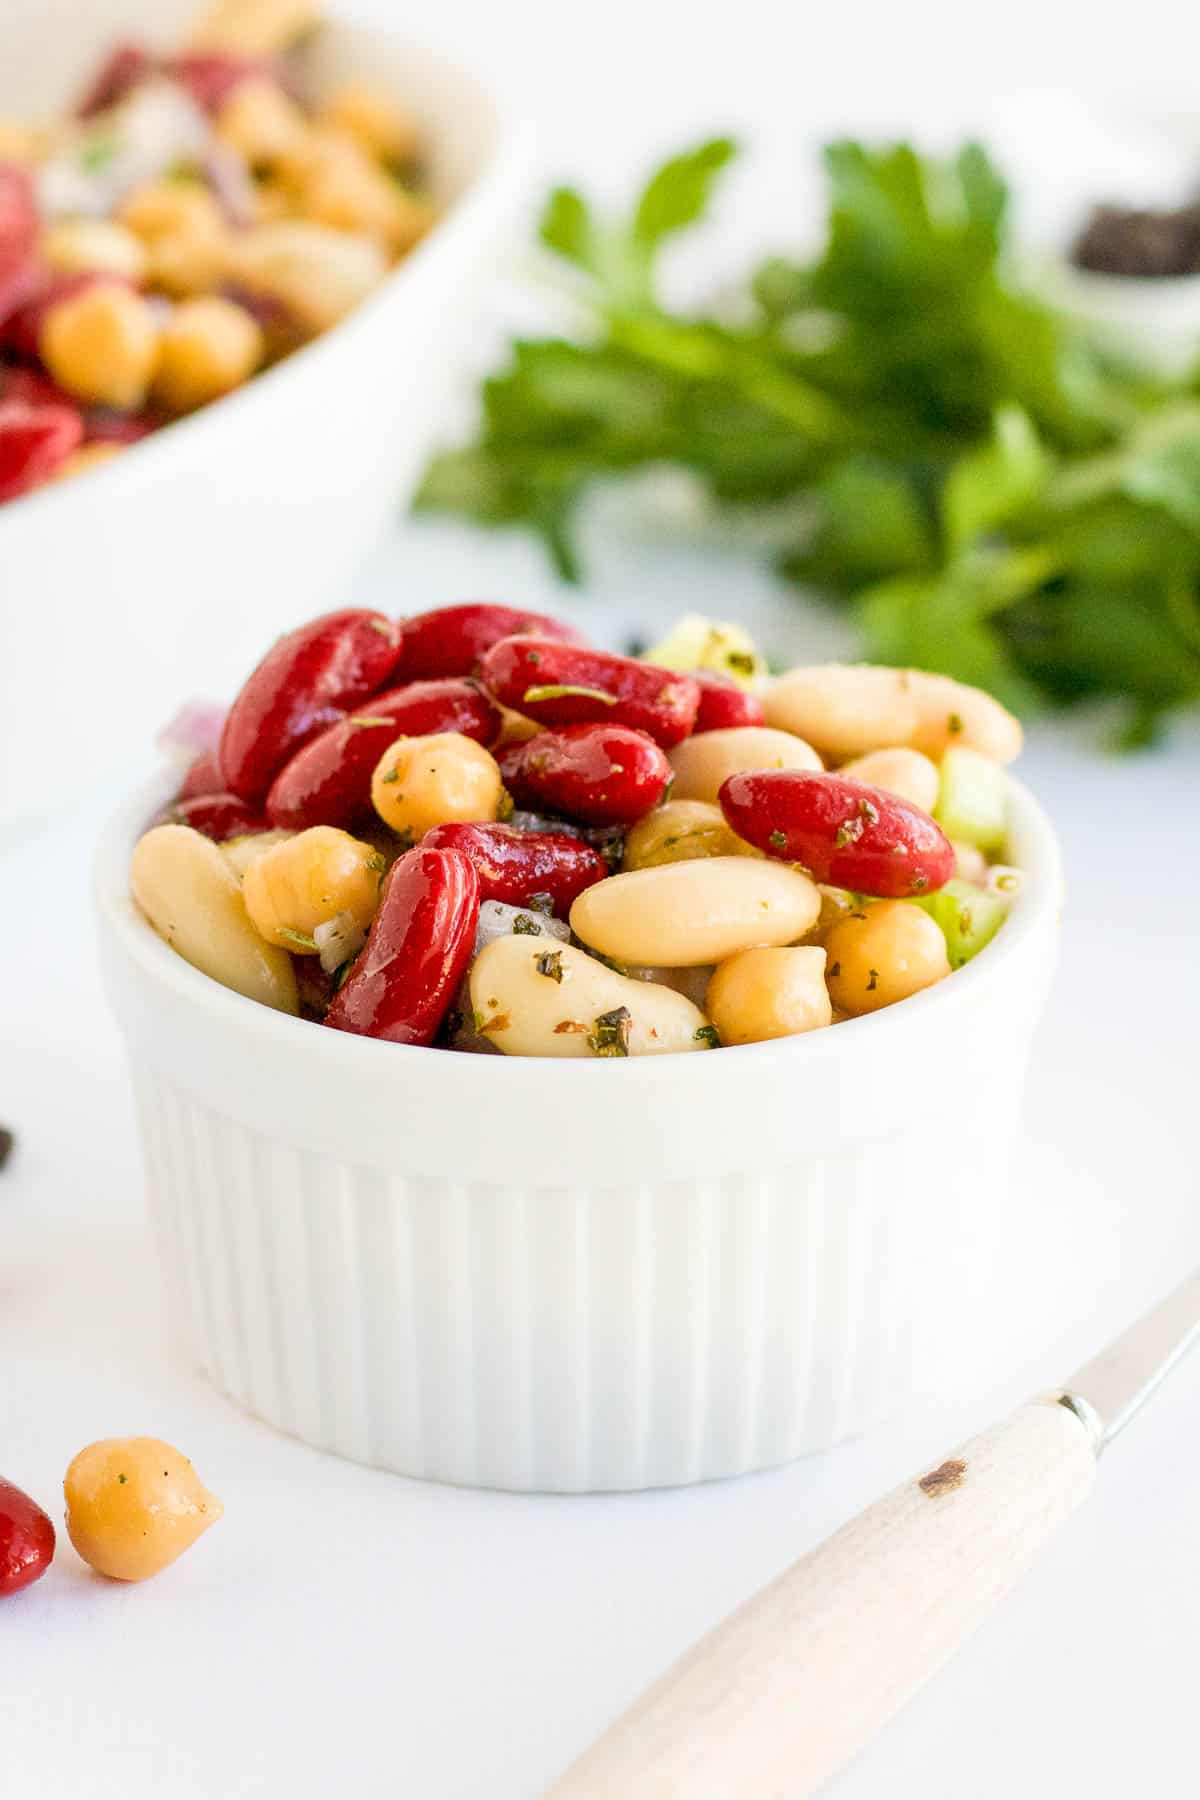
[548,1400,1097,1799]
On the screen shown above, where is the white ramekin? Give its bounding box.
[0,1,530,831]
[95,772,1063,1492]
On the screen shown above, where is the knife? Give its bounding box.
[548,1269,1200,1799]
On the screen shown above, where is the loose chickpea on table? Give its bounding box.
[0,0,433,502]
[132,604,1029,1055]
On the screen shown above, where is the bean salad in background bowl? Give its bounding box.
[95,600,1063,1492]
[0,0,530,830]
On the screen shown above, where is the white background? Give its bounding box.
[4,2,1200,1796]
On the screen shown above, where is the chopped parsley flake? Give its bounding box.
[512,914,541,936]
[768,828,787,850]
[694,1024,720,1048]
[536,950,564,982]
[588,1005,632,1056]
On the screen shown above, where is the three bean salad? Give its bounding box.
[0,1,430,502]
[131,603,1026,1056]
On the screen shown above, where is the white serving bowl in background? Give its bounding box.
[0,0,530,831]
[95,770,1063,1493]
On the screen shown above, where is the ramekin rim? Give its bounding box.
[94,760,1064,1080]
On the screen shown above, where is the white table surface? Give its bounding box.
[6,5,1200,1793]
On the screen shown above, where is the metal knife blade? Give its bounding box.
[1062,1267,1200,1450]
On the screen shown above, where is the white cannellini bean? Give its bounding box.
[469,936,709,1058]
[570,857,821,968]
[906,672,1023,764]
[765,665,921,759]
[131,824,298,1012]
[706,946,832,1045]
[668,726,822,806]
[767,663,1023,765]
[839,747,940,813]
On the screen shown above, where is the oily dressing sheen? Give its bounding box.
[569,857,821,968]
[470,936,708,1057]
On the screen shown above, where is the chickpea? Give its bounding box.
[295,129,432,255]
[318,80,423,167]
[119,181,226,245]
[810,884,858,939]
[242,826,384,949]
[668,726,822,807]
[215,77,309,167]
[151,297,264,411]
[371,732,504,840]
[144,227,234,299]
[53,442,123,481]
[0,122,41,162]
[765,665,920,760]
[469,935,708,1058]
[231,221,386,331]
[824,900,950,1016]
[570,857,820,968]
[130,824,298,1012]
[623,800,747,871]
[252,177,295,223]
[222,827,294,878]
[839,746,940,813]
[706,946,832,1045]
[907,673,1023,765]
[39,283,159,409]
[187,0,320,56]
[42,218,147,282]
[64,1438,221,1583]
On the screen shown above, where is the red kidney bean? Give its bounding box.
[719,770,955,897]
[164,793,270,842]
[423,822,607,913]
[0,164,38,272]
[0,399,83,500]
[0,1476,55,1598]
[481,638,699,748]
[325,846,479,1046]
[393,603,586,682]
[2,365,75,409]
[74,42,154,116]
[1,272,126,360]
[166,51,285,112]
[693,671,766,732]
[266,678,499,830]
[176,751,223,801]
[85,409,158,444]
[219,608,404,802]
[498,724,671,826]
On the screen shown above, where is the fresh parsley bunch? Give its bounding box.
[418,138,1200,742]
